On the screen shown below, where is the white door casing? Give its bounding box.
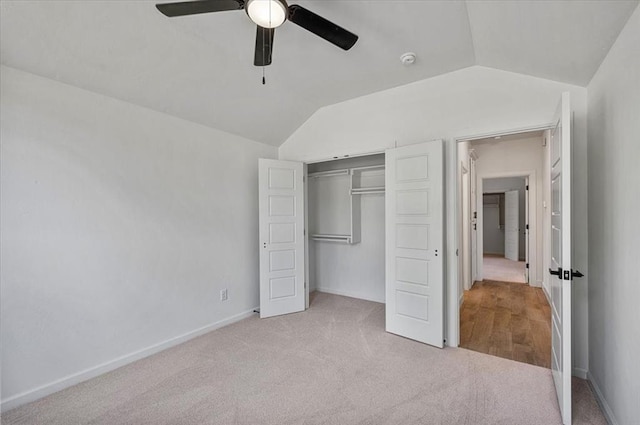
[470,157,478,283]
[549,92,572,425]
[504,190,520,261]
[525,178,530,283]
[385,140,444,347]
[259,159,305,318]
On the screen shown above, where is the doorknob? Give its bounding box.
[571,270,585,279]
[549,267,562,277]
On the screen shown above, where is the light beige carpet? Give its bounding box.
[483,255,527,283]
[2,293,606,425]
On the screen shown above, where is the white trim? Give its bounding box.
[455,123,554,143]
[316,287,384,304]
[0,308,258,412]
[449,123,553,349]
[542,284,551,304]
[477,171,537,285]
[572,367,588,379]
[588,371,620,425]
[302,149,387,165]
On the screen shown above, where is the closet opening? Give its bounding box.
[306,153,386,305]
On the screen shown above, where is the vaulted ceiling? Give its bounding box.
[1,1,637,146]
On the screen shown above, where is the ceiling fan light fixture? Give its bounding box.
[246,0,288,29]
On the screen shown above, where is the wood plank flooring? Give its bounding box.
[460,280,552,368]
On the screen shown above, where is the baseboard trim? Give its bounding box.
[316,287,384,304]
[0,307,258,412]
[542,284,551,304]
[459,292,464,308]
[587,372,619,425]
[572,367,588,379]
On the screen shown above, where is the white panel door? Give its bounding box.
[385,140,444,347]
[549,92,572,425]
[504,190,519,261]
[259,159,305,318]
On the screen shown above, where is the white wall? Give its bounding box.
[0,66,277,409]
[587,6,640,425]
[278,65,589,372]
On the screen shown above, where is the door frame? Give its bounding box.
[477,171,535,283]
[448,123,552,347]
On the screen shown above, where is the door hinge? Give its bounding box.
[526,224,529,230]
[526,185,529,190]
[526,263,529,269]
[456,249,459,256]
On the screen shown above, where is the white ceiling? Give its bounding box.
[1,1,637,146]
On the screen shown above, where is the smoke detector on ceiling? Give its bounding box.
[400,52,416,66]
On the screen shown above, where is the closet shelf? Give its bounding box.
[311,234,352,243]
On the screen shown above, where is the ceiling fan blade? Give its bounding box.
[287,5,358,51]
[254,26,275,66]
[156,0,244,17]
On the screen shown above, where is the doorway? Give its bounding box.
[482,177,528,284]
[456,130,552,369]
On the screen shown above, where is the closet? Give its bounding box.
[258,140,444,348]
[307,154,386,303]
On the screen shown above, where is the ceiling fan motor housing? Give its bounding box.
[246,0,289,28]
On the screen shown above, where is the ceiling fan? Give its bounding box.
[155,0,359,66]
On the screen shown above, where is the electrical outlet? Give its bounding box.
[220,289,228,302]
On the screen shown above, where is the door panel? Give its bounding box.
[504,190,519,261]
[549,92,572,425]
[386,141,444,347]
[259,159,305,318]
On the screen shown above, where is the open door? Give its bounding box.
[385,140,444,347]
[470,157,478,283]
[258,159,305,318]
[504,190,519,261]
[549,92,572,424]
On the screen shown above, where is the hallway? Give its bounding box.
[460,280,551,368]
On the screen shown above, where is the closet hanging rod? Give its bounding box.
[310,234,352,243]
[349,164,385,173]
[351,188,385,195]
[308,169,350,178]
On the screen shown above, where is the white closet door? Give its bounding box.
[385,140,444,347]
[549,92,573,425]
[259,159,305,318]
[504,190,520,261]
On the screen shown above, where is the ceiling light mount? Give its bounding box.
[400,52,416,66]
[246,0,288,28]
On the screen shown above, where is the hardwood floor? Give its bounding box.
[460,280,552,368]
